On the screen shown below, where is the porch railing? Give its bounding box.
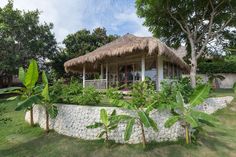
[85,79,107,89]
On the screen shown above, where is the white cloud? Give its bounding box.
[0,0,152,42]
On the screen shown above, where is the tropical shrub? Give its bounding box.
[40,71,58,133]
[157,78,194,109]
[164,84,217,144]
[73,87,102,105]
[0,59,41,126]
[198,61,236,74]
[107,81,158,148]
[50,79,83,104]
[207,73,225,89]
[87,109,120,141]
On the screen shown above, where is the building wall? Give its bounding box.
[25,96,233,144]
[198,73,236,89]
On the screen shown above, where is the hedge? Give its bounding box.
[198,61,236,74]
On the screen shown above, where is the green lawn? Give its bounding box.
[0,89,235,157]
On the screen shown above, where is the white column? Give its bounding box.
[100,64,104,79]
[83,64,86,88]
[141,55,145,81]
[157,56,164,91]
[105,63,108,89]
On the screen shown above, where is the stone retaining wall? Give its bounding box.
[25,96,233,144]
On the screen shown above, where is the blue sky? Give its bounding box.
[0,0,152,43]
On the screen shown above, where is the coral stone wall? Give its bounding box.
[25,96,233,144]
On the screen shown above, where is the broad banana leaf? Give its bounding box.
[15,95,41,111]
[138,111,151,128]
[47,104,58,118]
[184,115,198,128]
[24,59,39,89]
[86,122,103,129]
[0,87,22,94]
[146,115,158,131]
[124,118,135,141]
[98,131,106,138]
[164,116,180,128]
[108,124,118,130]
[42,71,48,85]
[191,110,218,124]
[176,91,185,110]
[189,84,210,106]
[42,84,50,101]
[100,109,109,126]
[18,67,25,84]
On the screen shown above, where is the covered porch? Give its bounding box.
[64,34,190,91]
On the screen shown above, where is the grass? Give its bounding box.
[0,89,235,157]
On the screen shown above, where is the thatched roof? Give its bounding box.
[64,34,190,73]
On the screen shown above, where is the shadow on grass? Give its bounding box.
[0,132,188,157]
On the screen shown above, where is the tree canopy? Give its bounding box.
[0,1,57,86]
[50,27,118,79]
[136,0,236,87]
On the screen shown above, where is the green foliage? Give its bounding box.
[73,87,102,106]
[0,60,41,111]
[198,61,236,74]
[106,81,158,147]
[189,84,211,107]
[24,60,39,90]
[50,28,118,79]
[124,118,135,141]
[0,59,42,126]
[156,78,194,109]
[164,85,217,144]
[50,79,101,106]
[136,0,236,55]
[0,1,57,84]
[15,95,41,111]
[50,79,83,104]
[0,106,11,124]
[87,109,120,141]
[40,70,58,122]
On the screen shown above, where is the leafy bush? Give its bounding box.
[164,84,217,144]
[87,109,120,141]
[157,78,194,109]
[198,61,236,74]
[50,79,83,104]
[73,87,102,106]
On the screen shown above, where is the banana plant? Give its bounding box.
[164,84,217,144]
[0,59,41,126]
[207,73,225,89]
[40,71,58,133]
[107,81,158,148]
[86,109,119,142]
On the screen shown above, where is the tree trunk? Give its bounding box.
[45,109,49,133]
[30,107,34,126]
[139,120,147,148]
[190,60,197,88]
[185,126,190,144]
[105,131,108,141]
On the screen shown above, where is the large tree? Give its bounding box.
[136,0,236,87]
[50,27,118,79]
[0,1,57,86]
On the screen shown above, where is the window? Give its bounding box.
[163,61,181,79]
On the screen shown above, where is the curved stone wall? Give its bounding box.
[25,96,233,144]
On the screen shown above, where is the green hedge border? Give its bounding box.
[198,61,236,74]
